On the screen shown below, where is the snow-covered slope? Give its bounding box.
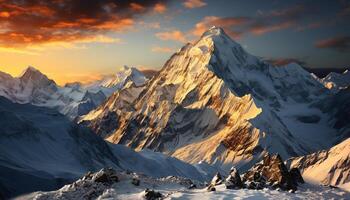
[0,97,218,198]
[23,168,350,200]
[288,138,350,191]
[0,96,119,197]
[0,66,148,119]
[81,26,337,171]
[320,69,350,91]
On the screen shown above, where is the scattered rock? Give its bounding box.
[92,168,119,184]
[144,189,162,200]
[207,184,216,192]
[225,167,243,189]
[188,184,197,189]
[289,168,304,184]
[132,178,140,186]
[211,172,223,185]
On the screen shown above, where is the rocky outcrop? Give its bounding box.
[225,167,243,189]
[242,154,304,191]
[211,172,224,186]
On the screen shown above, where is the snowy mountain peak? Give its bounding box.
[20,66,54,85]
[199,26,242,49]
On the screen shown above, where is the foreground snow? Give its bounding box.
[18,169,350,200]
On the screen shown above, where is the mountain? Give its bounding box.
[319,70,350,91]
[0,66,58,104]
[86,65,148,96]
[0,97,219,198]
[0,66,148,119]
[287,138,350,191]
[81,26,340,171]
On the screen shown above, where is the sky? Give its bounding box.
[0,0,349,85]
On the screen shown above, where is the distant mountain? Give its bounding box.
[0,66,148,119]
[319,70,350,91]
[287,138,350,191]
[305,67,349,78]
[0,97,216,198]
[81,26,343,171]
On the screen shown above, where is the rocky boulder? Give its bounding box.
[242,154,303,191]
[211,172,224,186]
[225,167,243,189]
[92,168,119,184]
[143,189,162,200]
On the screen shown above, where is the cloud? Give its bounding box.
[190,5,307,39]
[315,36,350,52]
[151,46,174,53]
[155,30,187,43]
[191,16,250,39]
[183,0,207,9]
[264,57,307,66]
[0,0,169,48]
[154,3,167,13]
[0,35,122,55]
[249,21,295,35]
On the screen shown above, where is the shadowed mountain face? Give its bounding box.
[0,97,120,198]
[0,97,218,198]
[81,27,346,171]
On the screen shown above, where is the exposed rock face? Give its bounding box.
[225,167,243,189]
[207,184,216,192]
[92,168,119,184]
[144,189,163,200]
[242,154,303,191]
[289,168,304,184]
[211,172,224,186]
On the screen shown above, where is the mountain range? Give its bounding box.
[0,65,148,119]
[0,26,349,198]
[81,27,349,173]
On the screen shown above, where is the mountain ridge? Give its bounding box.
[81,27,342,172]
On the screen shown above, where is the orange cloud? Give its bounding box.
[154,3,167,13]
[155,30,187,43]
[191,16,249,39]
[315,36,350,52]
[183,0,207,9]
[0,0,169,48]
[151,46,174,53]
[250,21,295,35]
[0,11,10,18]
[130,3,145,12]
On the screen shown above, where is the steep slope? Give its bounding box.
[82,26,335,171]
[288,138,350,191]
[0,98,215,198]
[0,66,148,119]
[0,97,119,197]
